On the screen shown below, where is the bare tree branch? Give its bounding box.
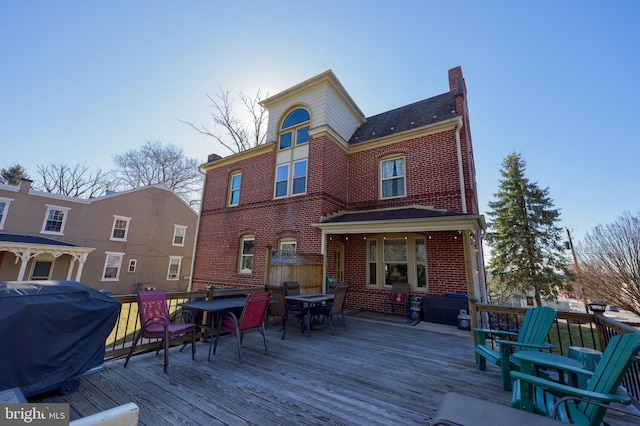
[34,164,113,198]
[112,140,202,207]
[179,88,268,155]
[577,211,640,316]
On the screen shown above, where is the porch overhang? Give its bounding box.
[312,206,486,235]
[0,234,95,281]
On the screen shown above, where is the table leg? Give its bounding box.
[306,304,312,337]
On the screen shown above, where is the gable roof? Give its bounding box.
[349,92,459,145]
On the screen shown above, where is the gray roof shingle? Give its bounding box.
[0,233,77,247]
[348,91,459,145]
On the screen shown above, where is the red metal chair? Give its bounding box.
[124,290,197,373]
[211,292,271,364]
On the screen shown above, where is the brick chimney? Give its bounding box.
[18,178,32,193]
[448,66,466,96]
[207,153,222,162]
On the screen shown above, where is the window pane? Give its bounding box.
[279,132,292,150]
[382,158,404,178]
[296,126,309,144]
[382,177,405,197]
[282,108,310,129]
[385,263,408,284]
[45,209,64,232]
[276,165,289,181]
[275,181,288,197]
[231,174,242,189]
[230,190,240,205]
[293,160,307,178]
[369,240,377,261]
[417,264,427,288]
[384,239,407,262]
[292,177,306,194]
[241,255,253,271]
[242,239,255,255]
[32,261,51,279]
[369,262,377,285]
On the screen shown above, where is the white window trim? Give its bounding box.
[239,236,255,274]
[172,225,187,247]
[228,172,242,207]
[0,197,13,230]
[30,258,54,280]
[380,156,407,200]
[167,256,183,280]
[102,252,125,282]
[110,215,131,241]
[279,239,297,251]
[128,259,137,273]
[366,234,428,291]
[41,204,70,235]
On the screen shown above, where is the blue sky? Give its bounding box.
[1,1,638,246]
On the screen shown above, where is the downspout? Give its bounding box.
[187,167,206,292]
[455,116,467,214]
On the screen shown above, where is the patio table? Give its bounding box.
[285,293,335,337]
[181,297,247,340]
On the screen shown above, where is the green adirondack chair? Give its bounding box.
[474,306,556,391]
[510,333,640,426]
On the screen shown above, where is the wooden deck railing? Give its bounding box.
[471,301,640,402]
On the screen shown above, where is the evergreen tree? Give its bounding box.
[0,164,29,186]
[486,152,572,306]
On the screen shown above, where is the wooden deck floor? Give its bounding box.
[30,313,639,425]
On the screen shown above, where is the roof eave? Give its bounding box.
[313,214,486,234]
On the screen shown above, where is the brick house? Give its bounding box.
[192,67,487,313]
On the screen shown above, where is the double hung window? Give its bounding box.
[229,172,242,206]
[173,225,187,246]
[380,157,406,199]
[42,205,70,234]
[111,216,131,241]
[102,252,124,281]
[167,256,182,280]
[239,236,255,273]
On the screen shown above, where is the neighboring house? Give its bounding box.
[192,67,488,312]
[0,180,198,294]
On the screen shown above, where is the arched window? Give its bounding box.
[279,108,310,150]
[275,107,310,198]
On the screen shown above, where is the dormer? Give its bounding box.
[260,70,366,148]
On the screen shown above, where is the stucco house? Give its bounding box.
[0,180,198,294]
[192,66,487,312]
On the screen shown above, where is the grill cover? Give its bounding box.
[0,280,120,397]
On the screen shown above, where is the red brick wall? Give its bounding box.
[327,231,467,312]
[347,131,468,213]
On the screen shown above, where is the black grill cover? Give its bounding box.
[0,280,120,397]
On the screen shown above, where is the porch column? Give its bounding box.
[66,257,76,280]
[321,230,327,293]
[15,250,33,281]
[74,253,89,281]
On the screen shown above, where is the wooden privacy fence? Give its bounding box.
[265,248,324,293]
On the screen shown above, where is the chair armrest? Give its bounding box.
[473,328,519,338]
[473,328,519,343]
[510,354,594,378]
[510,371,632,405]
[494,340,553,350]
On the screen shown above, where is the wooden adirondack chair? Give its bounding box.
[510,333,640,426]
[473,306,556,391]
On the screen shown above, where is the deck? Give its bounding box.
[30,312,640,425]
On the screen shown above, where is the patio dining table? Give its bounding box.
[181,297,247,340]
[285,293,335,337]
